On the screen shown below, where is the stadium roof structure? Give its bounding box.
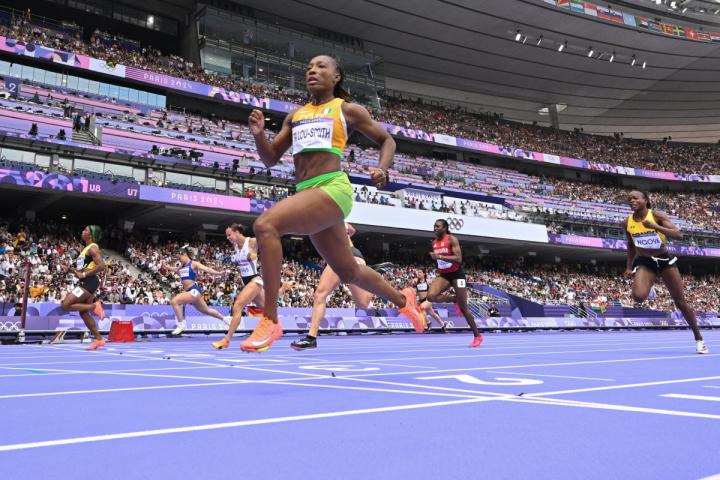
[131,0,720,142]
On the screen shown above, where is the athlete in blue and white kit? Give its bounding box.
[212,223,267,350]
[168,245,228,335]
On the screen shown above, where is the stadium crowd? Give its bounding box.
[3,16,720,176]
[2,220,719,315]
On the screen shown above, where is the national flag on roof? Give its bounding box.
[635,17,649,28]
[661,23,673,35]
[596,5,611,20]
[622,12,636,26]
[697,32,712,42]
[648,21,663,32]
[542,0,556,5]
[570,0,584,13]
[557,0,570,8]
[608,8,624,23]
[711,32,720,42]
[672,25,684,37]
[685,27,698,40]
[584,2,597,16]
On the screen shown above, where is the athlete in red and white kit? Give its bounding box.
[427,219,483,347]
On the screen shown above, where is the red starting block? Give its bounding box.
[108,320,135,343]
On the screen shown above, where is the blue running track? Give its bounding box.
[1,330,719,480]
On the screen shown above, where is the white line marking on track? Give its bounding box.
[527,376,720,398]
[301,376,509,398]
[338,352,716,379]
[485,371,616,382]
[0,381,249,399]
[508,396,720,420]
[660,394,720,403]
[0,397,493,452]
[417,373,543,386]
[267,380,487,399]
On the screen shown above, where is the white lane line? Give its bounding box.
[267,380,487,399]
[508,396,720,420]
[231,344,711,366]
[703,385,720,389]
[338,352,716,379]
[660,394,720,403]
[0,381,249,399]
[527,376,720,398]
[262,339,695,358]
[0,359,159,366]
[0,372,81,379]
[358,361,438,370]
[0,397,492,452]
[485,371,616,382]
[0,365,267,384]
[314,376,509,398]
[43,345,330,380]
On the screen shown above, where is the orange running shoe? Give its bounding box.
[86,339,106,351]
[93,300,106,320]
[240,317,283,352]
[469,335,484,348]
[212,337,230,350]
[399,287,426,333]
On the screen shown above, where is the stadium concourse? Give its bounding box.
[2,0,720,479]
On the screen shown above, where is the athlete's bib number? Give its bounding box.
[71,286,85,297]
[292,118,334,154]
[238,261,255,277]
[437,259,453,270]
[188,288,200,297]
[633,232,663,250]
[179,267,191,279]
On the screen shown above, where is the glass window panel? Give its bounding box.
[8,63,22,78]
[104,163,132,176]
[35,154,51,167]
[132,168,146,182]
[45,71,58,86]
[66,76,78,90]
[0,148,23,161]
[77,77,89,92]
[98,83,109,96]
[128,88,138,103]
[138,90,148,104]
[87,80,100,94]
[165,171,190,184]
[20,65,33,81]
[58,157,73,173]
[74,158,104,173]
[191,175,214,187]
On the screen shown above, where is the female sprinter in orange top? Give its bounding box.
[243,55,425,352]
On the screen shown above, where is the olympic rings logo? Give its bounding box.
[0,321,20,331]
[447,217,465,231]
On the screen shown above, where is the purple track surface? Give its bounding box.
[1,330,719,480]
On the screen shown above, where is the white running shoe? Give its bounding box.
[647,286,657,300]
[697,340,709,355]
[171,321,186,336]
[222,315,232,326]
